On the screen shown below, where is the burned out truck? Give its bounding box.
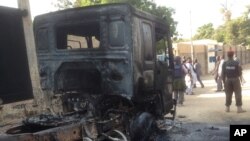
[1,3,175,141]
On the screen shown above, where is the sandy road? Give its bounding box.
[167,65,250,141]
[1,65,250,140]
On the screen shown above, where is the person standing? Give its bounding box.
[217,55,225,91]
[211,56,221,92]
[184,57,197,95]
[233,54,246,85]
[222,51,245,113]
[193,58,204,88]
[234,54,240,64]
[173,56,187,106]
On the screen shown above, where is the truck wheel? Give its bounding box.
[129,112,157,141]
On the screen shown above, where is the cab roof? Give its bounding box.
[34,3,169,29]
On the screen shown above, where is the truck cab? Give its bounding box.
[34,3,174,117]
[2,3,175,141]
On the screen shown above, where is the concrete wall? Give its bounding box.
[175,43,250,75]
[176,43,207,75]
[223,45,250,65]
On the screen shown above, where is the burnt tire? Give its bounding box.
[129,112,157,141]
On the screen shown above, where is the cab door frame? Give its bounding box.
[140,20,155,92]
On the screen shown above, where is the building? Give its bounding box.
[174,39,223,75]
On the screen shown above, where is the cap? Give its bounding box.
[227,50,234,58]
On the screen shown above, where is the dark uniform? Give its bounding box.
[222,59,242,106]
[222,51,245,113]
[173,56,186,105]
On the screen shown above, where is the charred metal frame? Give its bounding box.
[1,3,175,141]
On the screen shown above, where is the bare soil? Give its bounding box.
[167,65,250,141]
[1,65,250,141]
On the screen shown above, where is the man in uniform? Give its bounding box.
[222,50,245,113]
[173,56,187,106]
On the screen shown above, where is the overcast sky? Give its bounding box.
[0,0,56,18]
[154,0,250,38]
[1,0,250,38]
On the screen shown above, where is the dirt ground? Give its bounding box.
[166,64,250,141]
[1,65,250,141]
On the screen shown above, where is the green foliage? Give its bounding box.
[224,19,240,45]
[74,0,108,7]
[56,0,177,36]
[238,12,250,46]
[193,23,214,40]
[216,14,250,46]
[54,0,74,9]
[213,25,225,42]
[193,5,250,46]
[156,39,166,54]
[55,0,178,53]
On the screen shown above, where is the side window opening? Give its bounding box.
[155,27,170,65]
[142,23,153,61]
[56,22,100,50]
[109,20,125,47]
[37,28,49,50]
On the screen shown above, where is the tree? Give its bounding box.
[55,0,177,53]
[221,11,250,46]
[193,23,214,40]
[240,5,250,46]
[196,5,250,47]
[55,0,177,36]
[54,0,75,9]
[220,0,232,22]
[213,25,225,42]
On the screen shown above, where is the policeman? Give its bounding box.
[173,56,187,106]
[222,50,245,113]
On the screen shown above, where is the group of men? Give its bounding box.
[173,50,246,113]
[172,56,204,106]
